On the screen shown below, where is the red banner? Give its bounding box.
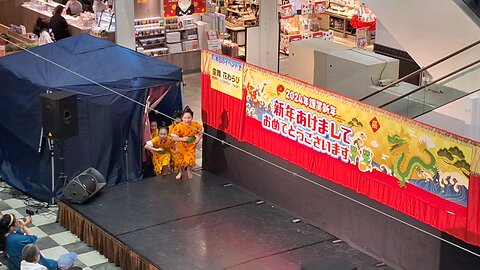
[201,50,480,247]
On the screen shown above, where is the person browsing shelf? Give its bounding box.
[50,5,71,40]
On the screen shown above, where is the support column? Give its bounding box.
[246,0,278,72]
[114,0,135,50]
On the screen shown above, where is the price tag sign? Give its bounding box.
[206,30,221,53]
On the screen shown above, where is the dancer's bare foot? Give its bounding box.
[176,172,182,180]
[187,168,193,179]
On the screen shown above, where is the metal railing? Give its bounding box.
[359,39,480,102]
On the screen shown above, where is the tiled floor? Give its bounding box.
[0,184,118,270]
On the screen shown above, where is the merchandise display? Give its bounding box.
[134,17,167,56]
[225,0,259,28]
[279,0,332,54]
[279,0,376,53]
[135,16,199,57]
[220,39,239,57]
[21,0,115,39]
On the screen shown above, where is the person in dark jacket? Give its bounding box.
[49,5,71,41]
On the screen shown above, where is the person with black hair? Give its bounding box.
[145,126,173,176]
[0,213,57,270]
[33,17,52,46]
[170,106,203,179]
[50,5,70,41]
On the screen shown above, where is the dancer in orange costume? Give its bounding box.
[168,111,182,172]
[145,127,173,176]
[170,106,203,179]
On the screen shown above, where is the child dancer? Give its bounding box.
[145,126,173,176]
[168,111,182,173]
[170,106,203,179]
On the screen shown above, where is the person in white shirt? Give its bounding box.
[65,0,83,16]
[20,244,47,270]
[93,0,108,14]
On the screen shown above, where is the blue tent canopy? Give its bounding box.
[0,34,183,201]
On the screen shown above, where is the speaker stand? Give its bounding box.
[124,139,129,181]
[47,138,67,205]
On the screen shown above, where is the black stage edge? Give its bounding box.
[202,124,480,270]
[59,170,393,270]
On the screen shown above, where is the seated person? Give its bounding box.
[57,252,79,270]
[65,0,83,16]
[0,213,57,270]
[21,244,47,270]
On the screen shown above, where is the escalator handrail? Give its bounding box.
[379,58,480,109]
[359,39,480,101]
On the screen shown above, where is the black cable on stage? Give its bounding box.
[1,36,479,258]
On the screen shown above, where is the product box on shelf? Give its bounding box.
[166,32,181,43]
[182,40,199,51]
[167,42,183,53]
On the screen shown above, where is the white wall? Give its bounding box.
[364,0,480,79]
[115,0,135,50]
[374,20,404,50]
[246,0,279,71]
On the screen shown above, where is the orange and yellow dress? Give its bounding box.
[150,128,159,138]
[171,121,202,167]
[150,136,173,175]
[168,124,180,170]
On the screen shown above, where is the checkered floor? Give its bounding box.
[0,184,120,270]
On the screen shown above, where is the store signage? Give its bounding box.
[209,54,243,99]
[163,0,207,17]
[206,30,221,53]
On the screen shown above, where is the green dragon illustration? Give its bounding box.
[387,132,438,187]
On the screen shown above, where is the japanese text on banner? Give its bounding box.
[210,54,243,99]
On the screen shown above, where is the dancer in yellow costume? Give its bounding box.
[150,120,159,138]
[168,111,182,172]
[145,127,173,176]
[171,106,203,179]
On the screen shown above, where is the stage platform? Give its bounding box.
[59,171,392,270]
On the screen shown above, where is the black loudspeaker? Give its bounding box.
[301,257,358,270]
[63,167,106,204]
[40,91,78,140]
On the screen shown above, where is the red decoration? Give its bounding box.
[350,15,377,31]
[369,117,380,133]
[163,0,206,18]
[277,85,285,95]
[201,58,480,247]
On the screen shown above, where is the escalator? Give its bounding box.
[360,40,480,140]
